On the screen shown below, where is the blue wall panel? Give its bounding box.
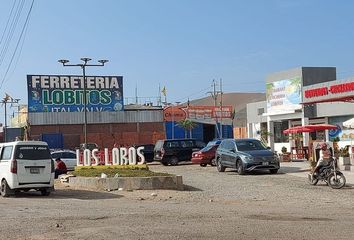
[165,121,204,142]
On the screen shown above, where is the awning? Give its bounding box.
[283,124,338,134]
[343,118,354,129]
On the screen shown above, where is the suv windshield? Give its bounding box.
[15,145,51,160]
[236,140,266,151]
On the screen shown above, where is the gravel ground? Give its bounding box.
[1,162,354,240]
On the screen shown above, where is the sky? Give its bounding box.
[1,0,354,120]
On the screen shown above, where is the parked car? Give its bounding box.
[192,140,222,167]
[215,138,280,174]
[0,141,55,197]
[154,139,206,166]
[51,150,77,171]
[135,144,155,163]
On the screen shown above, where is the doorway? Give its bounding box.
[203,124,215,143]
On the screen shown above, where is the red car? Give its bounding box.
[191,140,221,167]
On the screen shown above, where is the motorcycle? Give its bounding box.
[308,157,346,189]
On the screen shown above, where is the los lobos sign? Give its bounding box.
[76,146,145,166]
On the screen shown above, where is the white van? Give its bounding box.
[0,141,55,197]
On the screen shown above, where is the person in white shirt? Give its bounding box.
[312,143,332,177]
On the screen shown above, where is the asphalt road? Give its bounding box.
[1,162,354,240]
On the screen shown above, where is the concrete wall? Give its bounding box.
[266,67,302,84]
[29,110,163,125]
[69,175,184,191]
[316,102,354,117]
[246,101,267,124]
[30,122,165,149]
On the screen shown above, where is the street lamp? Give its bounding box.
[58,58,108,149]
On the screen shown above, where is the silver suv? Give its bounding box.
[215,138,280,174]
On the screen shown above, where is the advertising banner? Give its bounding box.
[302,77,354,104]
[27,75,123,112]
[266,77,302,115]
[186,106,233,119]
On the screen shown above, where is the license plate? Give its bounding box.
[262,162,269,166]
[30,168,40,174]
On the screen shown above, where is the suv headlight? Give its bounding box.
[243,155,254,162]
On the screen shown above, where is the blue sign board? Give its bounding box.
[27,75,123,112]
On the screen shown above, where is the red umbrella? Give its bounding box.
[304,124,338,131]
[283,124,338,134]
[283,126,313,134]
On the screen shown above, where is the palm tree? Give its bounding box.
[177,119,197,138]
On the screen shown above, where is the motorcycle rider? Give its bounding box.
[312,143,332,178]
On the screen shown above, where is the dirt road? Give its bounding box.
[1,163,354,240]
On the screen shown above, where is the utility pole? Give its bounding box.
[2,95,20,142]
[219,79,223,139]
[208,80,221,139]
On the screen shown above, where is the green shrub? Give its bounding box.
[71,165,170,178]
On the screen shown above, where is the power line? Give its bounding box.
[0,0,34,90]
[0,0,25,67]
[0,0,17,47]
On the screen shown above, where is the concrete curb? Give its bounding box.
[68,175,184,191]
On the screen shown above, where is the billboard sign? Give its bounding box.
[186,106,233,119]
[27,75,123,112]
[302,77,354,104]
[266,77,302,115]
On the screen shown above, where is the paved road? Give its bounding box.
[1,162,354,240]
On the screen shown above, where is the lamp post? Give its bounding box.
[58,58,108,149]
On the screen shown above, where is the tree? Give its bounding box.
[177,119,197,138]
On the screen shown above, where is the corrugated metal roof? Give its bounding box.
[29,110,163,125]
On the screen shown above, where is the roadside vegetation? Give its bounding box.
[71,165,171,177]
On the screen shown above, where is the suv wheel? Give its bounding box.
[216,158,225,172]
[169,157,179,166]
[1,179,12,197]
[210,158,216,166]
[237,160,245,175]
[269,169,278,174]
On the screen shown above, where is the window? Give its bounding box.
[222,140,235,151]
[257,108,265,115]
[62,152,76,159]
[51,153,61,159]
[166,141,180,148]
[15,145,51,160]
[1,146,13,160]
[236,140,266,151]
[274,121,289,143]
[181,140,194,148]
[196,141,206,148]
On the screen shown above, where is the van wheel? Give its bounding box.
[1,179,13,197]
[161,162,168,166]
[169,157,179,166]
[200,163,207,167]
[40,189,51,196]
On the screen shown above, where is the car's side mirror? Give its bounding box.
[230,148,236,153]
[266,146,271,150]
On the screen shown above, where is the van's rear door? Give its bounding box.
[15,145,52,184]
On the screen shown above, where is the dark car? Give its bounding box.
[154,139,206,166]
[135,144,155,163]
[191,140,222,167]
[215,138,280,174]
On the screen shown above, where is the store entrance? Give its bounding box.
[203,124,215,143]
